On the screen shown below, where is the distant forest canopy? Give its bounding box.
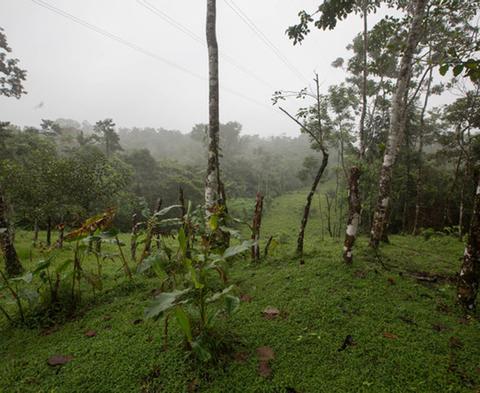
[0,118,342,231]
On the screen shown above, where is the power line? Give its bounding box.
[137,0,275,89]
[222,0,308,85]
[29,0,272,110]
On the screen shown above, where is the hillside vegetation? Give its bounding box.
[1,191,478,393]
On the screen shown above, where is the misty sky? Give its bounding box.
[0,0,444,137]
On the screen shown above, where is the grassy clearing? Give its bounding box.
[1,191,479,393]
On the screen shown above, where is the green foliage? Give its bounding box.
[0,26,27,98]
[0,209,134,325]
[143,207,251,362]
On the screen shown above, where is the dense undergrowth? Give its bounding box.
[1,191,479,393]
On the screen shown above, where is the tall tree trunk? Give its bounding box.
[205,0,221,217]
[343,167,361,264]
[205,0,228,248]
[0,185,22,276]
[179,186,191,258]
[358,0,368,159]
[131,213,139,262]
[457,177,480,311]
[179,186,186,220]
[251,192,264,263]
[297,152,329,258]
[342,3,368,263]
[46,216,52,246]
[33,218,39,247]
[325,194,333,238]
[459,177,465,241]
[57,223,65,249]
[155,197,162,250]
[370,0,427,248]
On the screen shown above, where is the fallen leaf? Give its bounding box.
[256,346,275,361]
[432,323,449,332]
[84,330,97,337]
[383,332,398,340]
[40,325,59,336]
[258,360,272,378]
[262,307,280,320]
[387,277,396,285]
[47,355,73,366]
[449,336,463,349]
[354,270,366,279]
[437,303,451,314]
[240,294,253,303]
[187,378,200,392]
[233,351,249,363]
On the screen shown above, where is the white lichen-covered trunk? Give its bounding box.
[343,167,361,264]
[342,4,367,264]
[205,0,221,216]
[457,179,480,311]
[370,0,427,248]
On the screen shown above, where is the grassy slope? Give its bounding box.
[1,191,479,393]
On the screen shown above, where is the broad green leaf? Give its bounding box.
[100,229,119,238]
[222,240,255,259]
[137,253,167,279]
[191,341,212,362]
[209,214,218,231]
[56,259,73,274]
[207,285,234,303]
[453,64,464,77]
[439,64,449,76]
[184,259,204,289]
[33,257,54,274]
[152,260,167,280]
[154,205,181,218]
[219,226,241,239]
[145,288,191,320]
[174,306,192,343]
[178,227,187,255]
[10,272,33,284]
[157,218,182,227]
[225,295,240,316]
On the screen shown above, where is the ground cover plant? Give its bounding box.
[1,191,479,393]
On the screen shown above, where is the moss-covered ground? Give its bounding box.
[1,191,479,392]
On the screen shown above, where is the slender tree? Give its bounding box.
[205,0,229,247]
[343,1,368,264]
[370,0,428,248]
[273,74,330,259]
